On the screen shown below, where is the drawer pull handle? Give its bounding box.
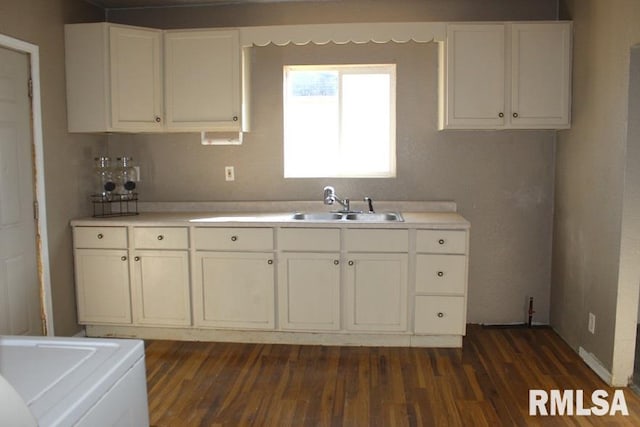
[437,271,444,277]
[97,233,104,239]
[121,256,127,261]
[437,312,444,318]
[231,236,238,242]
[513,112,519,118]
[438,239,445,245]
[134,256,140,261]
[157,235,164,241]
[334,260,339,265]
[267,259,273,265]
[348,260,354,266]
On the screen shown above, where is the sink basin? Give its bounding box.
[291,211,404,222]
[291,212,344,221]
[343,212,404,222]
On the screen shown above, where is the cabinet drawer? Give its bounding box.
[74,226,127,249]
[416,230,466,254]
[344,229,408,253]
[416,254,466,294]
[278,228,340,251]
[134,227,188,249]
[194,227,273,251]
[414,296,465,335]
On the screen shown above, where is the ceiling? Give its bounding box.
[86,0,316,8]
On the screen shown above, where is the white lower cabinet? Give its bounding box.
[194,252,275,329]
[73,222,469,346]
[75,248,132,324]
[278,253,341,331]
[345,253,408,332]
[132,250,191,326]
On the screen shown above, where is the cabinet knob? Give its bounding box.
[155,116,161,123]
[121,256,127,261]
[498,112,504,118]
[348,260,354,266]
[437,271,444,277]
[97,233,104,239]
[134,256,140,261]
[232,116,238,122]
[231,235,238,242]
[438,239,445,245]
[157,235,164,241]
[437,312,444,318]
[513,112,519,118]
[333,260,340,265]
[267,259,273,265]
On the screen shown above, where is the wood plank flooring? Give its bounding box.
[145,325,640,426]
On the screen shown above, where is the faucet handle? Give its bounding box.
[364,197,375,213]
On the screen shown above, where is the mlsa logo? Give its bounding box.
[529,389,629,416]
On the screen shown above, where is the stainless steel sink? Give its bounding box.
[343,212,404,222]
[291,212,344,221]
[291,211,404,222]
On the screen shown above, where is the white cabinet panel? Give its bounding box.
[278,253,341,331]
[442,24,505,128]
[133,227,188,250]
[345,254,408,332]
[193,227,273,251]
[109,25,163,131]
[510,23,572,128]
[416,254,466,295]
[414,296,465,335]
[132,250,191,326]
[165,29,241,131]
[194,252,275,329]
[75,249,131,324]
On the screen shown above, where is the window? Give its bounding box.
[283,64,396,178]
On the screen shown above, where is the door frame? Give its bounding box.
[0,33,53,335]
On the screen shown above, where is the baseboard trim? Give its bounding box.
[579,346,613,385]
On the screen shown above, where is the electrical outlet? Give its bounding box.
[225,166,235,181]
[588,312,596,334]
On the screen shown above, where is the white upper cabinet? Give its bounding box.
[110,25,164,132]
[65,23,244,133]
[165,29,241,131]
[439,22,572,130]
[65,23,163,132]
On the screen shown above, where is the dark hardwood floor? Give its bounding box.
[145,325,640,426]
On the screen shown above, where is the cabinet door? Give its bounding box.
[278,253,341,331]
[194,252,275,329]
[132,250,191,326]
[510,23,572,128]
[345,254,408,332]
[165,29,241,131]
[442,24,505,129]
[109,25,163,131]
[75,249,131,324]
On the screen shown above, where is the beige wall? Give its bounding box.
[0,0,105,336]
[553,0,640,384]
[107,0,558,325]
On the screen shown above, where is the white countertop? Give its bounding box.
[71,210,469,229]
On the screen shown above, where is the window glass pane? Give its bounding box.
[284,65,395,178]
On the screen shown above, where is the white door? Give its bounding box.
[0,46,42,335]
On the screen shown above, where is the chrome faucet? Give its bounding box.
[323,186,350,212]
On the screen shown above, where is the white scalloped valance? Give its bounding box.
[239,22,446,47]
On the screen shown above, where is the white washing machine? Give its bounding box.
[0,335,149,426]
